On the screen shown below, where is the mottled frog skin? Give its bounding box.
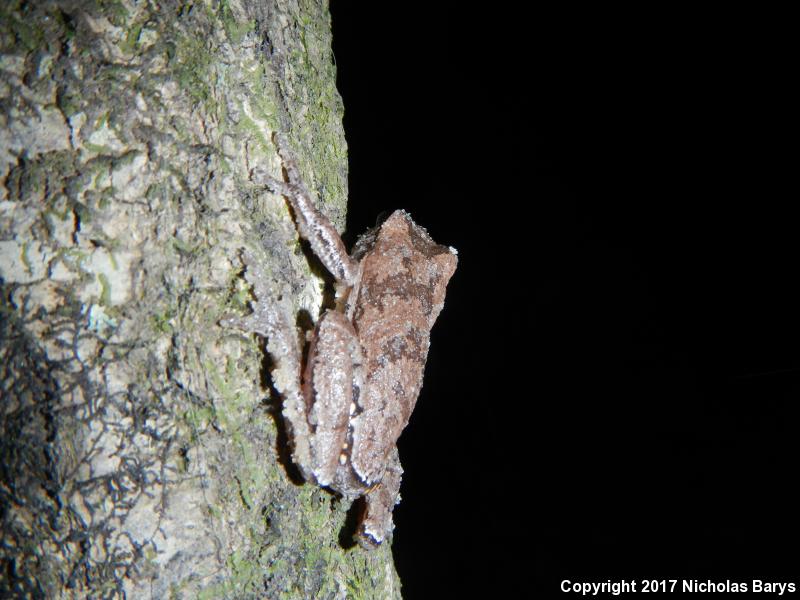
[226,134,457,546]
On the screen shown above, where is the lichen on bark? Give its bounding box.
[0,1,402,598]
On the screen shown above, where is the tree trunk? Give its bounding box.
[0,1,402,597]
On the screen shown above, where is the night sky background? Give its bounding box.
[329,5,796,597]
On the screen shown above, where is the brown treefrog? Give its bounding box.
[226,134,457,547]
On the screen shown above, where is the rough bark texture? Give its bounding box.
[0,1,402,597]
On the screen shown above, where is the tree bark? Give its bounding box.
[0,1,402,597]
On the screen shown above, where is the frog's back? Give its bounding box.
[348,210,457,485]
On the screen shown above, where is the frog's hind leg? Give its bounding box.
[303,309,366,491]
[220,251,314,481]
[357,446,403,548]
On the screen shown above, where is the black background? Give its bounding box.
[330,4,796,597]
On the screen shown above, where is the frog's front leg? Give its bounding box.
[251,133,359,287]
